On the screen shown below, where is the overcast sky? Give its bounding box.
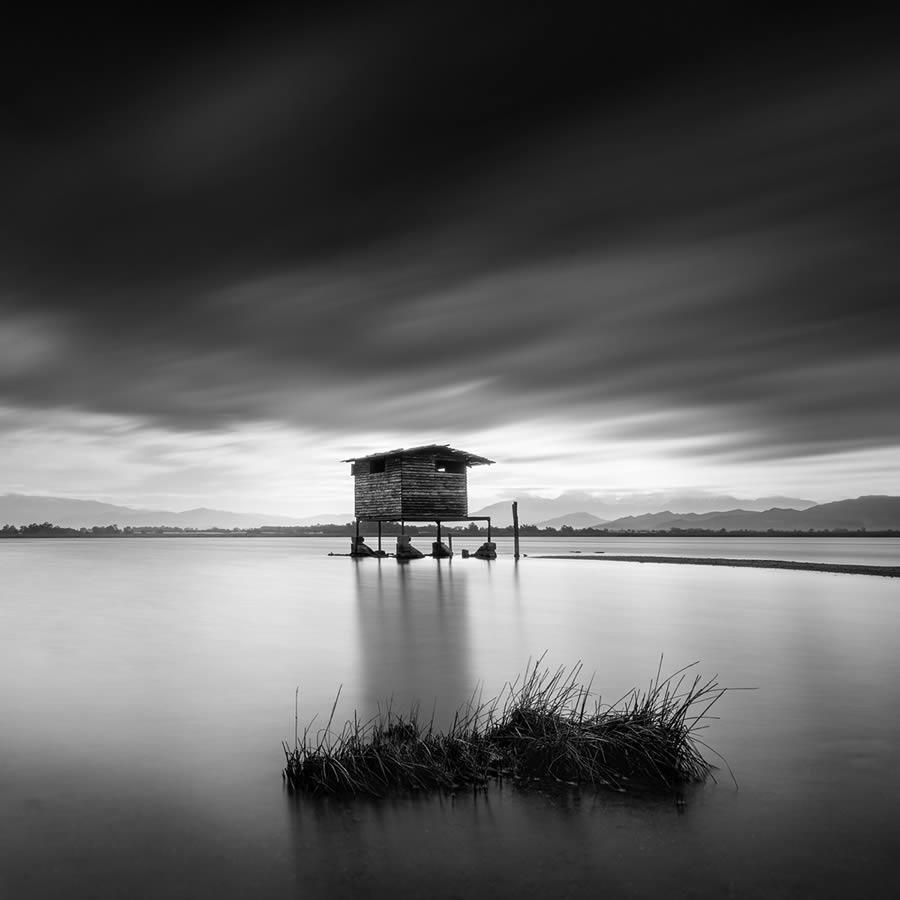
[1,7,898,516]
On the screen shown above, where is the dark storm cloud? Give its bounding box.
[1,7,898,458]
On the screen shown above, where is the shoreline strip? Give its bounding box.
[530,555,900,577]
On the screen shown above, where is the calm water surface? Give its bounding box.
[2,537,898,898]
[514,534,899,566]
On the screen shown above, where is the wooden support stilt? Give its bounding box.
[377,521,382,553]
[512,501,520,560]
[487,518,491,543]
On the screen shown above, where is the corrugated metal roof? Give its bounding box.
[342,443,494,466]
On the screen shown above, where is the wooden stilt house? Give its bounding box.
[344,444,494,522]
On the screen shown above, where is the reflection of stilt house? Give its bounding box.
[343,444,495,557]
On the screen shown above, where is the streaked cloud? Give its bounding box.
[0,8,897,512]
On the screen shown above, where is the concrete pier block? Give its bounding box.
[473,541,497,560]
[350,536,376,556]
[396,535,425,560]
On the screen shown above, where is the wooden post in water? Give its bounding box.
[377,520,382,554]
[487,517,491,543]
[433,519,445,559]
[512,501,520,560]
[447,533,453,556]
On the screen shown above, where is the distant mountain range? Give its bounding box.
[473,492,818,527]
[3,492,898,532]
[597,496,900,532]
[0,494,352,529]
[535,512,609,529]
[477,495,900,532]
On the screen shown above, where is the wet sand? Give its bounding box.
[530,555,900,577]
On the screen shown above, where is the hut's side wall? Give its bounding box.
[399,452,468,518]
[354,457,402,518]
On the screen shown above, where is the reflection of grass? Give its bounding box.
[282,657,729,796]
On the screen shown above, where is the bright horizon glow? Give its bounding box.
[2,410,897,517]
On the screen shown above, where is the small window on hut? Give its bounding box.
[435,459,465,475]
[369,458,386,474]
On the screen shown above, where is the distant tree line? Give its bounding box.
[2,522,124,537]
[1,522,898,538]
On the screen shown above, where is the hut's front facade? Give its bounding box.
[345,444,494,521]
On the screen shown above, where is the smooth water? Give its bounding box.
[513,534,899,567]
[2,538,899,898]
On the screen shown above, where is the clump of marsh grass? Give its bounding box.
[283,656,730,797]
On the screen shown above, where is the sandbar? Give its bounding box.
[529,555,900,577]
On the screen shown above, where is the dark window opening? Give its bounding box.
[435,459,465,474]
[369,458,386,474]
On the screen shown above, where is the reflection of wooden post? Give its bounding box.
[513,501,520,560]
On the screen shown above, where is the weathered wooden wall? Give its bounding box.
[398,452,468,519]
[354,456,402,518]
